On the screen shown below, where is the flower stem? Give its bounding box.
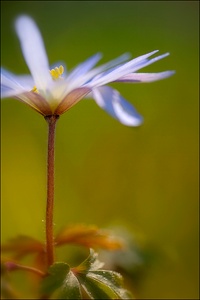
[45,115,59,267]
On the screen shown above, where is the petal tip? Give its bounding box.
[15,14,33,30]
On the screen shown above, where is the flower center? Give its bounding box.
[31,65,64,93]
[50,65,64,80]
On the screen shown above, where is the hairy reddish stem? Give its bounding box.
[45,115,59,267]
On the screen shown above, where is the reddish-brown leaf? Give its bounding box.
[55,224,124,250]
[1,235,45,259]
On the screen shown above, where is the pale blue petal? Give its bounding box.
[1,68,22,88]
[15,15,52,91]
[129,52,170,73]
[92,86,143,126]
[67,53,102,82]
[115,71,175,82]
[67,53,131,89]
[89,50,159,87]
[1,86,22,98]
[14,74,34,89]
[89,51,172,88]
[81,53,131,84]
[1,68,26,97]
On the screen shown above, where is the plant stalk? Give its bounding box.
[45,115,59,267]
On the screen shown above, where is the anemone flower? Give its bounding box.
[1,14,175,275]
[1,15,174,126]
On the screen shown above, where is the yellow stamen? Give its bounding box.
[31,86,39,93]
[50,65,64,80]
[31,65,65,93]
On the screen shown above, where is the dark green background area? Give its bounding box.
[1,1,199,299]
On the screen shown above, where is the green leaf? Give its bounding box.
[78,271,133,299]
[76,249,104,272]
[40,251,133,299]
[58,271,82,299]
[88,271,133,299]
[78,273,119,299]
[74,250,134,299]
[40,262,82,299]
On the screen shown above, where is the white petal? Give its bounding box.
[89,50,159,87]
[130,52,170,73]
[1,87,24,98]
[1,68,27,97]
[1,68,23,88]
[67,53,102,83]
[115,71,175,82]
[66,53,131,90]
[2,68,34,89]
[43,79,69,109]
[14,74,34,89]
[80,53,131,84]
[15,15,52,91]
[92,86,143,126]
[1,67,52,115]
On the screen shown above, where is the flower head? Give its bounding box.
[1,15,175,126]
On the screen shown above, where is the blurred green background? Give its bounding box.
[1,1,199,299]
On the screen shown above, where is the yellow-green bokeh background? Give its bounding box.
[1,1,199,299]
